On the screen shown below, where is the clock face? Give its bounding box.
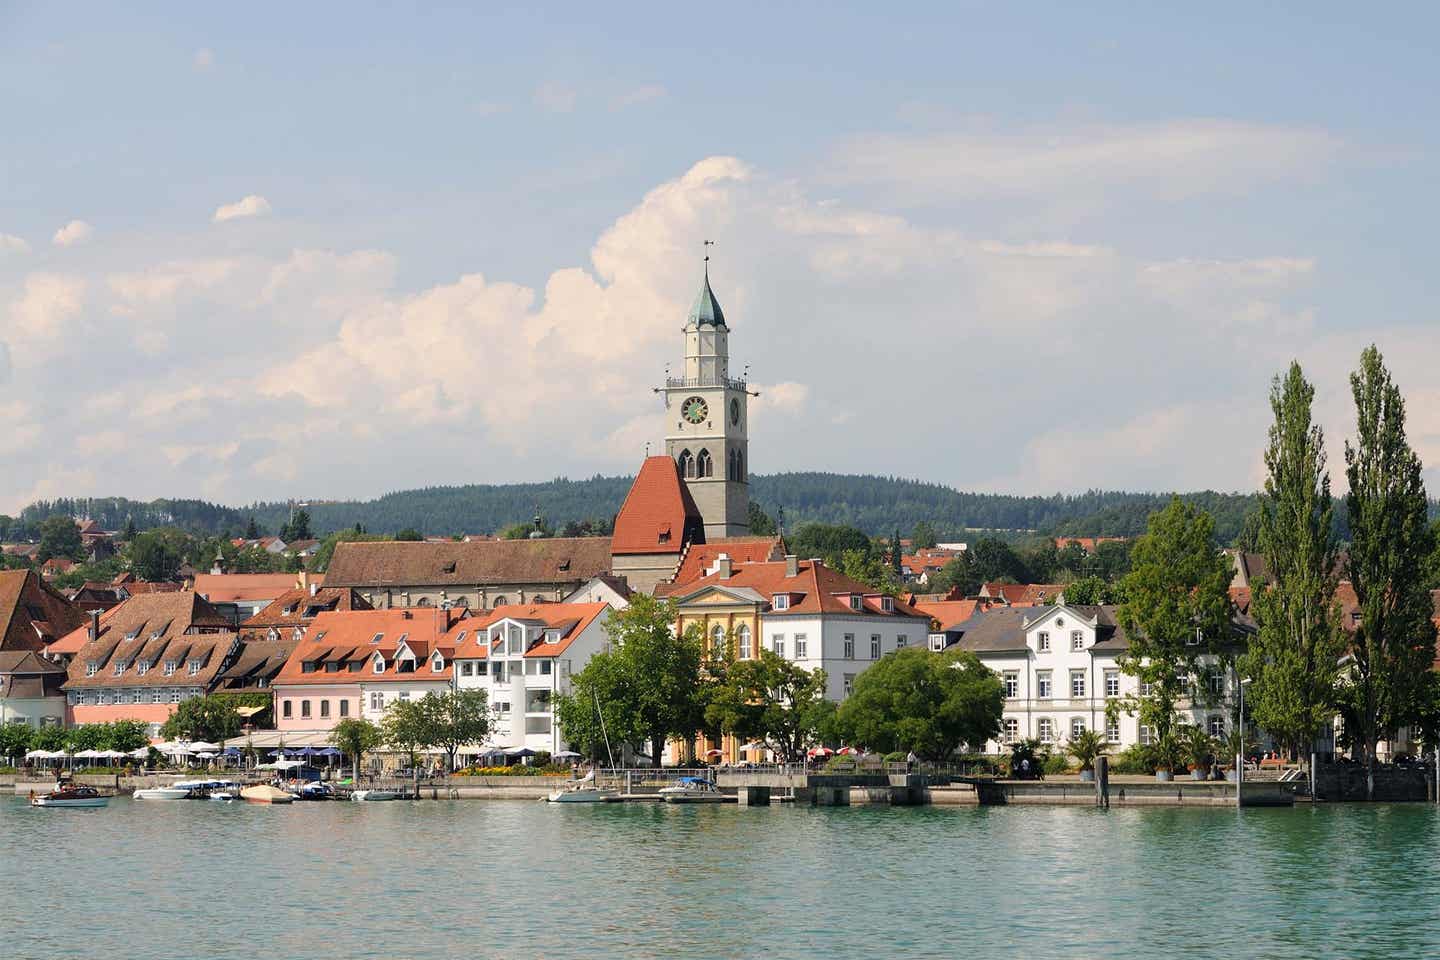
[730,398,740,425]
[682,396,709,424]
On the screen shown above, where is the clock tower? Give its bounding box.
[661,262,750,539]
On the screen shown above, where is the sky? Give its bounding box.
[3,3,1440,514]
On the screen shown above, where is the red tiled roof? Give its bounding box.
[242,587,371,629]
[611,456,703,556]
[49,591,233,659]
[61,592,238,690]
[447,602,609,659]
[193,573,316,603]
[900,548,959,575]
[0,569,89,652]
[671,536,786,586]
[982,582,1067,606]
[914,598,995,631]
[661,559,929,620]
[324,538,611,587]
[1053,537,1128,553]
[273,607,468,687]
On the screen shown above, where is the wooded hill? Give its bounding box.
[11,474,1273,543]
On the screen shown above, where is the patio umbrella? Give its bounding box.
[73,749,102,759]
[807,746,834,758]
[739,741,769,752]
[315,747,343,758]
[552,751,582,759]
[101,750,128,759]
[187,741,221,752]
[128,747,151,758]
[24,749,52,760]
[503,747,537,757]
[221,747,242,756]
[702,749,723,758]
[837,746,861,755]
[196,751,218,759]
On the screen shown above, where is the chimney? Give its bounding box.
[88,610,100,642]
[784,554,799,578]
[716,553,733,579]
[310,581,319,597]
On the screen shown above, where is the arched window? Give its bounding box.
[416,596,432,607]
[735,451,743,481]
[710,623,725,656]
[737,624,752,659]
[677,449,694,478]
[492,595,508,608]
[696,448,713,478]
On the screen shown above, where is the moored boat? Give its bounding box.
[134,786,192,800]
[30,784,109,808]
[658,776,727,804]
[240,784,295,804]
[350,788,400,802]
[546,769,618,803]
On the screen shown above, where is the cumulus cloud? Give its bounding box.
[8,273,86,343]
[213,195,272,222]
[52,220,93,247]
[0,233,30,254]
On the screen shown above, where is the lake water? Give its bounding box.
[4,797,1439,959]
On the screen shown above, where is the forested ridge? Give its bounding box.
[8,474,1288,542]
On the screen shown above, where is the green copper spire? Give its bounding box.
[688,264,727,328]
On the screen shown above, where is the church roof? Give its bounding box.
[611,456,703,556]
[687,271,727,328]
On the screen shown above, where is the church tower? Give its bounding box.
[661,261,750,539]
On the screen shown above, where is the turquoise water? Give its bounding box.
[4,798,1439,959]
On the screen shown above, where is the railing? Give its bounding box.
[664,376,748,391]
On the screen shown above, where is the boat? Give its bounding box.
[350,788,400,802]
[292,782,332,801]
[240,784,295,804]
[208,790,237,802]
[133,786,192,800]
[30,784,109,808]
[546,769,618,803]
[658,776,727,804]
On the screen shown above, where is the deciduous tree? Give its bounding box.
[36,514,83,563]
[160,695,242,743]
[1342,346,1435,798]
[330,717,384,781]
[1239,362,1345,758]
[834,648,1003,760]
[415,689,492,772]
[705,650,835,761]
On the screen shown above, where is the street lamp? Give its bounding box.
[1236,676,1253,810]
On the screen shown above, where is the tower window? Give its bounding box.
[696,448,713,477]
[677,449,694,478]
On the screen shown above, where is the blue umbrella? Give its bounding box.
[316,747,342,757]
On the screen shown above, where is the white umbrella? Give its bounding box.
[196,751,218,759]
[24,749,51,760]
[127,747,151,758]
[187,741,221,752]
[100,750,127,759]
[73,749,103,759]
[552,751,582,759]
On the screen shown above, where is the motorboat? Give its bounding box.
[208,790,237,802]
[546,769,618,803]
[658,776,727,804]
[292,782,332,801]
[350,788,400,802]
[240,784,294,804]
[30,784,108,808]
[134,786,192,800]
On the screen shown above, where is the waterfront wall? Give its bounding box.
[1314,763,1428,802]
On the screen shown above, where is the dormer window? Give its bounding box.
[85,662,99,677]
[282,605,296,615]
[455,631,468,647]
[112,662,124,676]
[163,660,177,676]
[773,594,790,611]
[302,660,317,674]
[136,661,150,676]
[373,655,385,674]
[849,595,863,612]
[267,628,280,642]
[369,633,384,645]
[431,653,444,672]
[880,597,894,613]
[188,660,202,676]
[545,629,561,644]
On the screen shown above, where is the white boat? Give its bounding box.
[30,784,109,808]
[134,786,192,800]
[350,789,400,802]
[658,776,727,804]
[546,769,618,803]
[208,791,237,802]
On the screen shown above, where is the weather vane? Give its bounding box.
[703,238,714,272]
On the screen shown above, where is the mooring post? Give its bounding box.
[1095,755,1109,809]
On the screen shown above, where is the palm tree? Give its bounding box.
[1067,728,1107,776]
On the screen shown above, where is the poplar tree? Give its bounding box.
[1342,346,1434,799]
[1240,362,1345,758]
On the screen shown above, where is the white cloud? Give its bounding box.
[213,195,272,223]
[193,48,214,70]
[534,83,577,113]
[0,233,30,254]
[7,273,86,343]
[52,220,94,247]
[611,85,667,110]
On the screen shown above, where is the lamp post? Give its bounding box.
[1236,676,1252,810]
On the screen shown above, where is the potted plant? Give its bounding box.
[1219,728,1254,781]
[1178,724,1215,781]
[1153,732,1181,782]
[1068,729,1107,782]
[1008,739,1043,780]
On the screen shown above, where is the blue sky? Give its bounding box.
[3,3,1439,512]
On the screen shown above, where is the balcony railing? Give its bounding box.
[664,375,748,391]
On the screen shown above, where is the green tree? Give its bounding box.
[1239,362,1346,758]
[834,648,1004,759]
[0,721,34,763]
[122,516,138,541]
[127,530,184,581]
[160,695,242,742]
[279,509,312,542]
[747,501,777,537]
[967,537,1030,585]
[330,717,384,781]
[103,719,150,753]
[415,689,492,772]
[928,553,979,597]
[787,524,872,566]
[395,528,424,541]
[704,650,835,761]
[837,549,901,595]
[911,521,938,550]
[36,514,83,563]
[1063,575,1119,606]
[1093,540,1133,581]
[244,517,261,539]
[891,529,904,578]
[380,698,427,767]
[555,595,704,767]
[1111,498,1235,765]
[31,725,67,752]
[1342,346,1436,798]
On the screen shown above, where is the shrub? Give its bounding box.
[883,751,908,763]
[1042,753,1071,775]
[1110,744,1159,775]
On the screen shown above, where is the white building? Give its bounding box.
[449,602,612,756]
[948,604,1253,753]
